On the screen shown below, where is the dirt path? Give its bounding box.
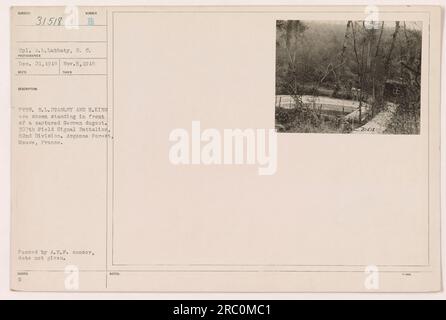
[352,103,398,134]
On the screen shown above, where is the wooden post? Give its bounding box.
[359,101,362,125]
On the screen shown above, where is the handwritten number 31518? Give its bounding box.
[36,16,63,26]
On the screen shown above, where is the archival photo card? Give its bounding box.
[10,6,442,293]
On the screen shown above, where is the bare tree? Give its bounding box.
[381,21,401,100]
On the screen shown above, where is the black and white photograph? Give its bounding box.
[275,20,422,134]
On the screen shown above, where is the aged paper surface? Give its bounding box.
[11,6,442,292]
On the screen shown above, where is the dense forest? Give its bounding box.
[275,20,422,134]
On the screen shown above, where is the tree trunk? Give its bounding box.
[381,21,401,101]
